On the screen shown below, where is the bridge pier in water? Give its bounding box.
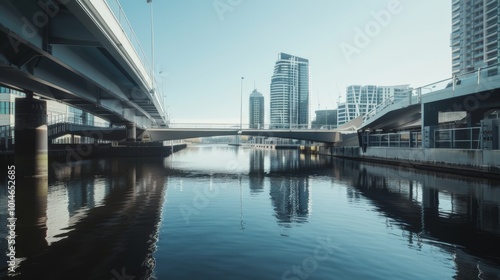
[15,94,48,177]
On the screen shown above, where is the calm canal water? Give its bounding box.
[1,144,500,279]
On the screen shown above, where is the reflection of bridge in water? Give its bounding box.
[3,158,167,279]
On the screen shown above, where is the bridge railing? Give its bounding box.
[105,0,152,82]
[362,63,500,124]
[103,0,166,123]
[368,131,422,148]
[434,127,482,149]
[151,123,323,130]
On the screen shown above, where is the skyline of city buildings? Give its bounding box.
[270,52,310,129]
[249,89,264,129]
[451,0,499,75]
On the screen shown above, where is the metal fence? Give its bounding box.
[368,131,422,148]
[434,127,481,149]
[367,127,484,150]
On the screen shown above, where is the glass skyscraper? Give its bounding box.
[270,53,310,129]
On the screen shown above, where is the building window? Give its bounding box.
[0,102,14,114]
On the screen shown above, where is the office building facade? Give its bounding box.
[270,53,310,129]
[0,86,99,143]
[249,89,264,129]
[451,0,500,75]
[312,109,337,129]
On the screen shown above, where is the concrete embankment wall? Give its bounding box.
[326,146,500,177]
[48,143,187,160]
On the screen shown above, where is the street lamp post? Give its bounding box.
[240,77,244,129]
[325,107,328,129]
[147,0,154,89]
[237,77,244,145]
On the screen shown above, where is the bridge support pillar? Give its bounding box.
[126,123,136,142]
[422,103,439,148]
[15,96,48,176]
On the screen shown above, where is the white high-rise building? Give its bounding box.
[337,84,410,126]
[377,85,411,104]
[270,53,310,129]
[451,0,500,75]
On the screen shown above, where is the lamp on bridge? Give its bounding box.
[146,0,155,89]
[240,77,244,130]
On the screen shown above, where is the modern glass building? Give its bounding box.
[270,53,310,129]
[0,87,25,127]
[451,0,499,75]
[0,86,98,144]
[249,89,264,129]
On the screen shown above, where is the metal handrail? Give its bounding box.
[104,0,152,84]
[102,0,166,123]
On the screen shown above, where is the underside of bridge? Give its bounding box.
[0,0,169,175]
[0,0,166,127]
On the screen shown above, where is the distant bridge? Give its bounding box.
[46,123,342,144]
[143,128,341,143]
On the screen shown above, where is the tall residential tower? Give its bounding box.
[451,0,500,75]
[270,53,310,129]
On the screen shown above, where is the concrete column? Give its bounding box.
[422,103,439,127]
[422,103,439,148]
[126,123,136,142]
[15,97,48,176]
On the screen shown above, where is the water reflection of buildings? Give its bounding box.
[249,149,265,194]
[267,150,319,226]
[251,149,334,226]
[269,177,310,226]
[333,158,500,279]
[0,158,167,279]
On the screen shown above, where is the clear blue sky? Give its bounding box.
[113,0,451,124]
